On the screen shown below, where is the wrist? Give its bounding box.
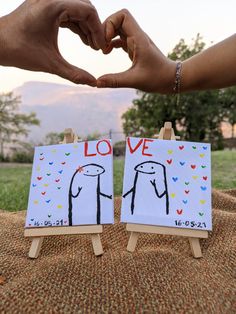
[155,59,177,94]
[0,15,12,66]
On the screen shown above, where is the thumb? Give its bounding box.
[97,68,136,88]
[52,57,96,87]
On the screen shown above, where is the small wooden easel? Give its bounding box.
[24,128,104,258]
[126,122,208,258]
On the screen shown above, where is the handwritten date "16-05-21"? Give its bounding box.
[33,219,64,227]
[175,220,207,229]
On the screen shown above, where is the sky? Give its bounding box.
[0,0,235,92]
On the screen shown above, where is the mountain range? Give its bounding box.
[14,81,137,143]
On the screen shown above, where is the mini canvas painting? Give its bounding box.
[121,137,212,231]
[25,140,114,228]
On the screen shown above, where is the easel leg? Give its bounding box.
[91,234,103,256]
[29,237,44,259]
[188,238,203,258]
[127,232,139,252]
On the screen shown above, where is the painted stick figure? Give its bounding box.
[68,163,112,226]
[123,161,169,215]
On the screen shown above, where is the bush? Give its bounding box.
[11,151,33,163]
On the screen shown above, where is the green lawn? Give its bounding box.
[0,150,235,212]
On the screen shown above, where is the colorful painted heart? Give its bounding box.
[55,179,60,183]
[185,190,190,194]
[49,162,54,165]
[40,153,43,156]
[192,146,197,150]
[177,209,183,215]
[73,145,78,149]
[171,193,176,198]
[30,219,34,221]
[58,170,63,174]
[51,149,57,153]
[48,214,52,218]
[185,182,190,185]
[33,200,39,204]
[179,161,185,166]
[32,184,37,187]
[57,187,61,190]
[46,173,51,176]
[201,165,207,168]
[203,176,208,181]
[167,159,172,165]
[179,145,184,150]
[65,153,70,156]
[37,177,42,180]
[172,177,178,182]
[57,205,62,209]
[199,212,204,216]
[182,200,188,204]
[61,162,66,165]
[203,146,208,150]
[191,165,196,169]
[36,166,40,171]
[201,186,207,191]
[192,176,198,180]
[168,150,173,155]
[40,157,44,161]
[46,200,51,203]
[44,184,49,187]
[199,154,205,158]
[41,192,46,195]
[200,200,206,205]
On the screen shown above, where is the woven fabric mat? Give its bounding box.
[0,190,235,313]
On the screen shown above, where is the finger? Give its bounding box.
[59,1,106,49]
[104,9,142,41]
[97,68,136,88]
[52,56,96,86]
[60,21,89,46]
[102,38,127,54]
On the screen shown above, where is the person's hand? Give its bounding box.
[97,9,176,93]
[0,0,106,86]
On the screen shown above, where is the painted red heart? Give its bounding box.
[185,190,190,194]
[41,192,46,195]
[61,162,66,165]
[191,165,196,169]
[37,177,42,180]
[203,176,208,180]
[167,159,172,165]
[177,209,183,215]
[40,157,44,161]
[179,145,184,150]
[55,179,60,183]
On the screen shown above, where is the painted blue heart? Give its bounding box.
[182,200,188,204]
[172,177,178,182]
[58,170,63,174]
[46,200,51,203]
[32,184,37,187]
[179,162,185,166]
[201,186,207,191]
[203,146,208,150]
[49,162,54,165]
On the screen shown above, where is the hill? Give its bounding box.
[14,81,136,143]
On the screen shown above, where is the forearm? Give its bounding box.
[0,15,10,66]
[181,34,236,92]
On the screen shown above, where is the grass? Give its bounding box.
[0,150,235,212]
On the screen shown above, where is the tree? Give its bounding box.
[0,92,40,158]
[44,132,64,145]
[122,34,225,150]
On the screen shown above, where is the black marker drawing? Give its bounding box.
[123,161,169,215]
[68,163,112,226]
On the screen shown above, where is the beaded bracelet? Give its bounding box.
[173,61,182,94]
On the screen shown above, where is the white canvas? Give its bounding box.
[25,140,114,228]
[121,137,212,231]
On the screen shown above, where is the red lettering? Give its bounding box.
[84,142,97,157]
[127,137,143,154]
[96,140,112,156]
[142,139,153,157]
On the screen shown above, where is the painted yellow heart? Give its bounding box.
[36,166,40,171]
[44,184,49,187]
[57,205,62,209]
[200,200,206,205]
[33,200,39,205]
[51,149,57,153]
[171,193,176,198]
[199,153,205,158]
[168,149,173,155]
[73,145,79,149]
[192,176,198,180]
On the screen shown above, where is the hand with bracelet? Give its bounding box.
[0,0,106,86]
[97,9,236,93]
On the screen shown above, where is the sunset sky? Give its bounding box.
[0,0,235,92]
